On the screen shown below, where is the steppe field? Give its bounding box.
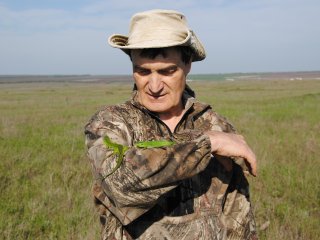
[0,73,319,239]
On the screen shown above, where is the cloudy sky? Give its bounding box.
[0,0,319,75]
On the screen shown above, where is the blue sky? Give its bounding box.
[0,0,319,75]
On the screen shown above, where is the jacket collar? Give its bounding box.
[130,84,210,119]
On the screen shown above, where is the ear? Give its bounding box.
[133,83,137,90]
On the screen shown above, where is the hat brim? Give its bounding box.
[108,31,205,62]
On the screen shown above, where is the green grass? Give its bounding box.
[0,80,319,239]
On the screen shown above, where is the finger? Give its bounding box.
[246,152,257,177]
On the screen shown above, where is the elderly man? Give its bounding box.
[85,9,258,240]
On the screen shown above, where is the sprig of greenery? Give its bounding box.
[134,140,175,148]
[102,136,129,178]
[102,137,175,178]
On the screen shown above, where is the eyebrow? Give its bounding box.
[133,65,147,71]
[160,65,178,71]
[133,64,177,72]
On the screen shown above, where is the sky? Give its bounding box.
[0,0,319,75]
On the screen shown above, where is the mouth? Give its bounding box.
[147,93,166,99]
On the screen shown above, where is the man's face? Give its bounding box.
[131,48,191,118]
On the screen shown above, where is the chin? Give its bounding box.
[145,104,170,113]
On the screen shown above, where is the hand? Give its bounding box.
[205,131,257,176]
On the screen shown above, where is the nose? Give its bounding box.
[148,73,163,94]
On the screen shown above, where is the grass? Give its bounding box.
[0,79,319,239]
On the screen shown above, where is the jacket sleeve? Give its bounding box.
[85,108,212,225]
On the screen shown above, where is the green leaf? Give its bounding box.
[102,136,129,178]
[134,140,175,148]
[101,137,174,178]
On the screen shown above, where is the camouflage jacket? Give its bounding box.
[85,86,257,240]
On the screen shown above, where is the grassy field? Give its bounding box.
[0,79,319,239]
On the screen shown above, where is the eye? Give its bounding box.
[134,66,151,76]
[158,66,177,76]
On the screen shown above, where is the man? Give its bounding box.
[85,9,258,239]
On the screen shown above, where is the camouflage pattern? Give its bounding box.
[85,86,257,239]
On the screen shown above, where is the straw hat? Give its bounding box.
[108,9,206,62]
